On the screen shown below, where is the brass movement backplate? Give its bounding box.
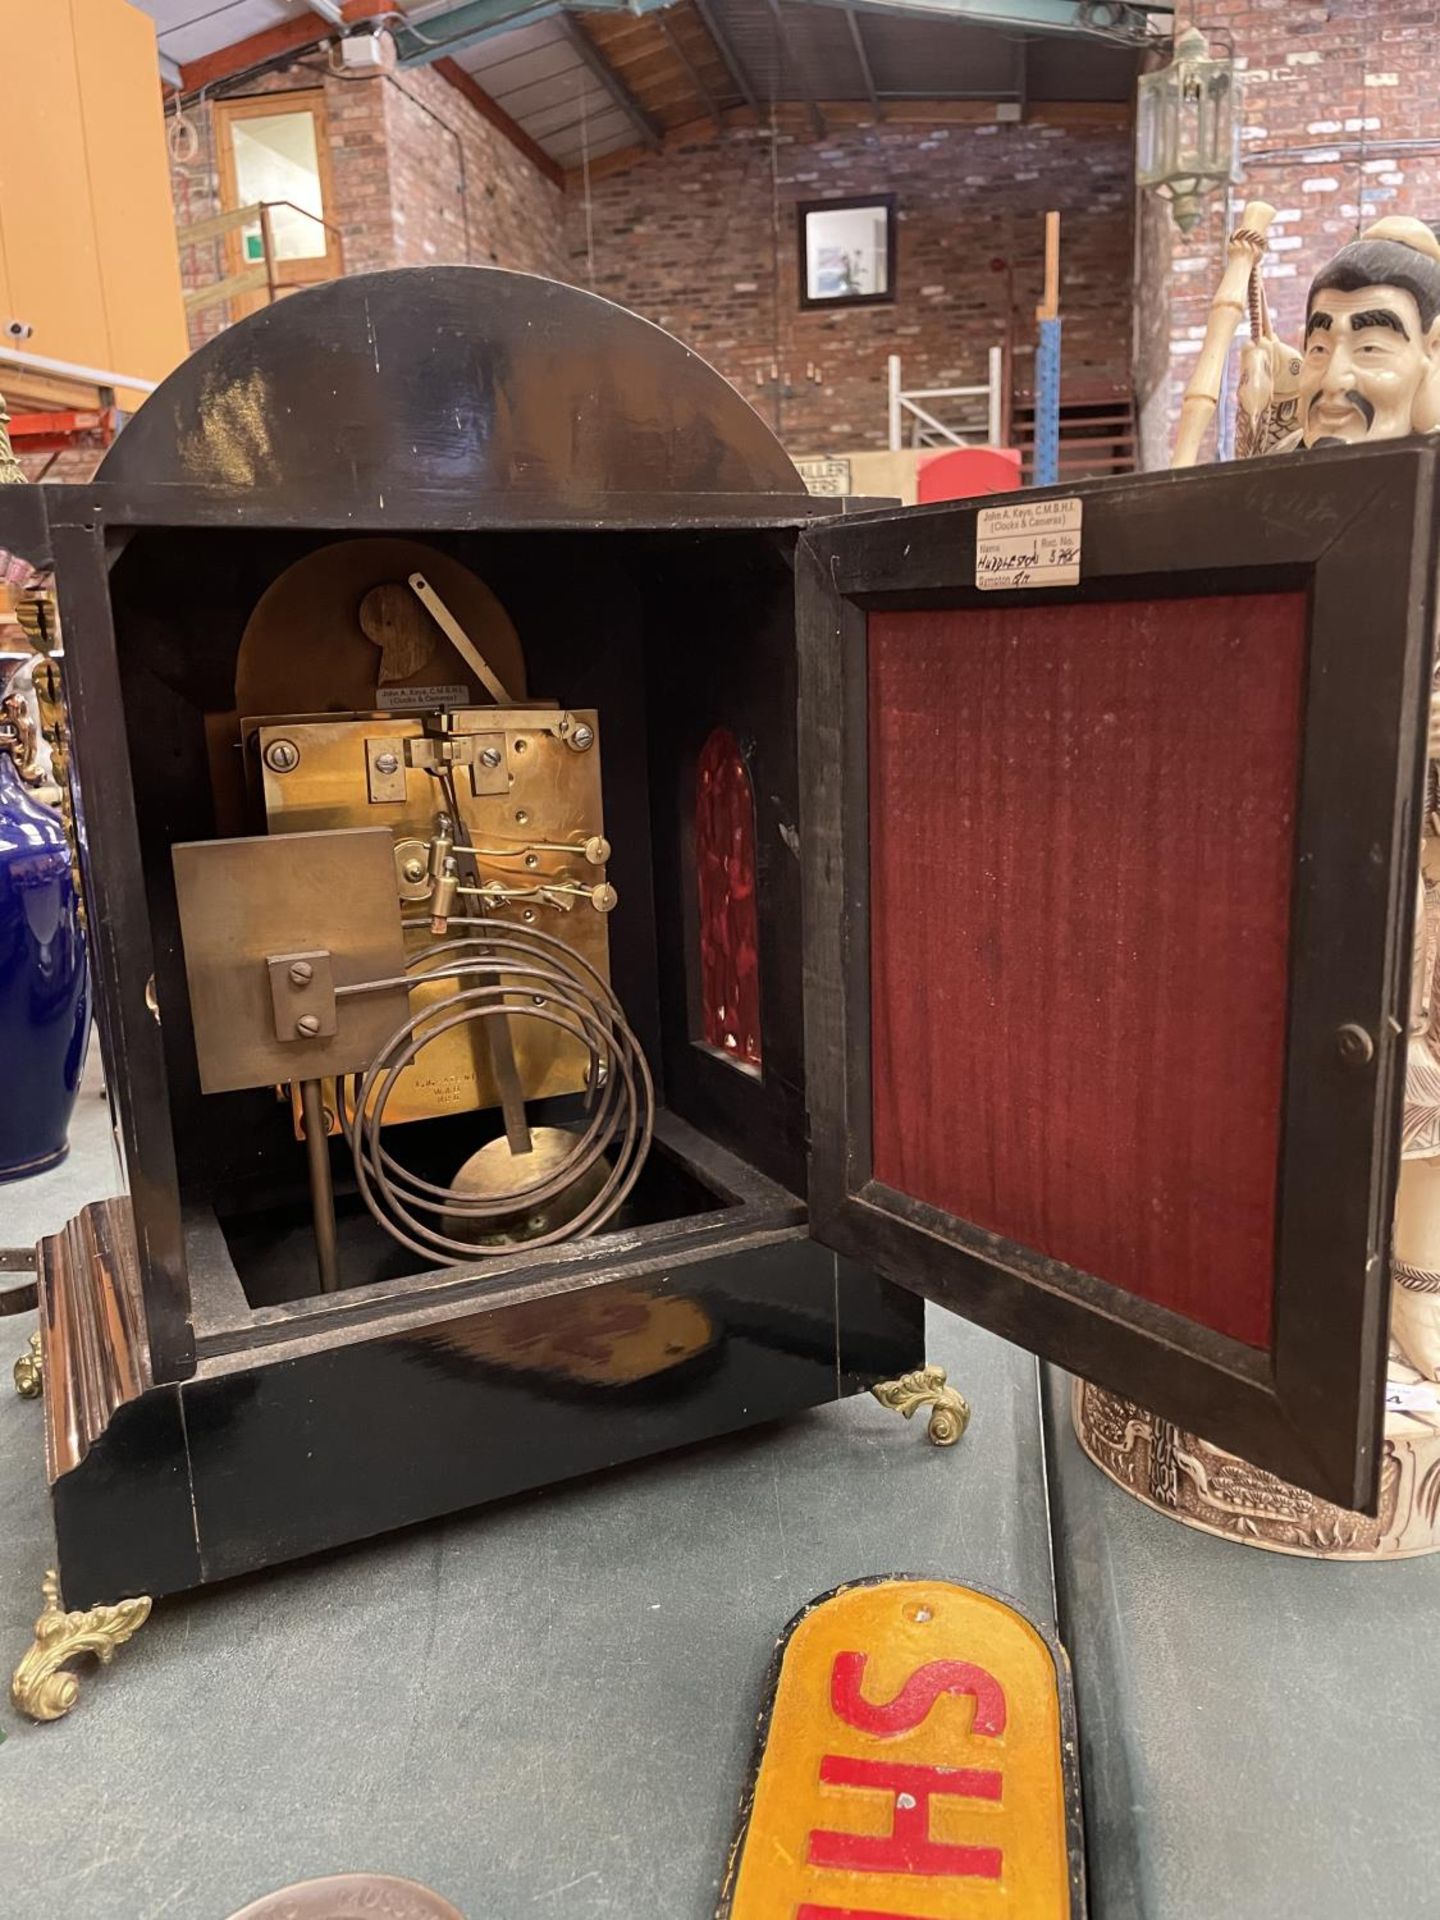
[266,949,338,1042]
[245,707,610,1128]
[172,828,410,1094]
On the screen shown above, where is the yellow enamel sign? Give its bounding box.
[719,1578,1082,1920]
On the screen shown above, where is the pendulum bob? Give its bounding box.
[0,744,87,1180]
[443,1123,611,1247]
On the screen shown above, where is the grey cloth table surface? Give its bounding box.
[5,1074,1439,1919]
[1044,1367,1440,1920]
[0,1075,1054,1920]
[2,1046,122,1249]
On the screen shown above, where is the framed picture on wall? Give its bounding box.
[798,196,896,310]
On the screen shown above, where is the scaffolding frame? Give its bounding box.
[886,346,1005,452]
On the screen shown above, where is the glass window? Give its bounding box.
[800,198,895,308]
[231,110,328,262]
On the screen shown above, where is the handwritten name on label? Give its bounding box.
[976,497,1082,591]
[376,683,470,711]
[1385,1382,1440,1414]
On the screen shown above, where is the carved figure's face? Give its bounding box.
[1300,284,1440,445]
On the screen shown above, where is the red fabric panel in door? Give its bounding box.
[867,593,1308,1350]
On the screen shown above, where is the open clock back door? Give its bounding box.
[797,445,1440,1511]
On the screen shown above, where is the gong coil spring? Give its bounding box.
[340,917,654,1266]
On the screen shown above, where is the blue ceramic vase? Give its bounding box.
[0,743,88,1180]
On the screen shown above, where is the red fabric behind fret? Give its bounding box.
[696,726,763,1068]
[867,593,1308,1350]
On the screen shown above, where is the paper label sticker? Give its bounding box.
[375,684,470,711]
[1385,1381,1440,1414]
[976,497,1082,591]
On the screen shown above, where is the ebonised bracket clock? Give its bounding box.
[5,269,1436,1716]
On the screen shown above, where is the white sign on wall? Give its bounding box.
[795,456,854,498]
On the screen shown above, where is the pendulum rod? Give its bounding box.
[299,1077,340,1294]
[438,767,533,1158]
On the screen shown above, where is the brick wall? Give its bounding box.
[1151,0,1440,458]
[562,111,1135,453]
[382,65,567,277]
[48,52,1142,478]
[171,65,393,353]
[16,447,99,483]
[172,52,565,355]
[169,87,224,353]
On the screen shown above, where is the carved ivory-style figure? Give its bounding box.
[1076,214,1440,1556]
[1277,220,1440,1381]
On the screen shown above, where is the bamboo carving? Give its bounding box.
[1171,200,1277,469]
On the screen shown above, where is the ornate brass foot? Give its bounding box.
[871,1363,970,1447]
[13,1331,42,1398]
[11,1571,152,1722]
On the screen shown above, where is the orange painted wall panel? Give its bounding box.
[0,0,188,413]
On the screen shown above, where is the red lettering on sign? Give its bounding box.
[807,1755,1003,1879]
[830,1653,1008,1738]
[796,1907,939,1919]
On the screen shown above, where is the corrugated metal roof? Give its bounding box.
[454,17,637,164]
[691,0,1135,110]
[140,0,1139,168]
[146,0,450,71]
[855,10,1021,97]
[142,1,645,163]
[148,0,326,69]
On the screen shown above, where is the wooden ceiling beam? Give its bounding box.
[843,3,884,119]
[763,0,826,137]
[561,13,663,150]
[177,0,374,94]
[690,0,761,116]
[579,35,716,91]
[561,89,1131,183]
[580,13,669,49]
[177,9,564,188]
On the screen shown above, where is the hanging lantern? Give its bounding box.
[1136,25,1238,234]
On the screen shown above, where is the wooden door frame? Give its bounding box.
[212,90,343,317]
[797,443,1440,1512]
